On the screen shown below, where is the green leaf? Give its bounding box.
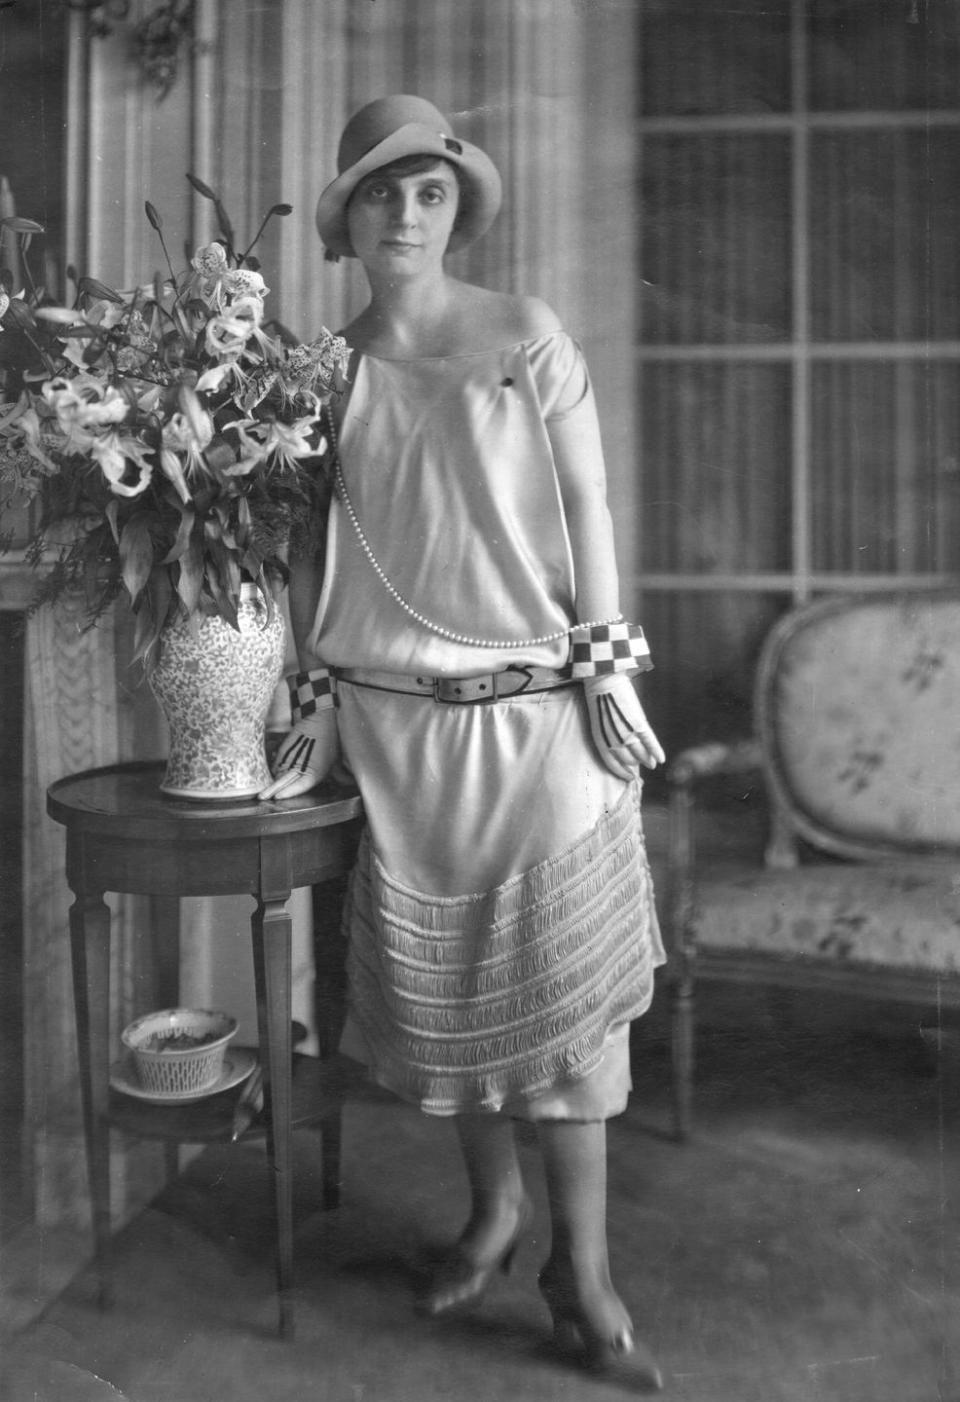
[132,568,173,667]
[204,561,238,630]
[214,199,234,248]
[2,298,37,331]
[0,216,44,235]
[119,515,155,603]
[132,606,154,665]
[150,568,174,635]
[186,172,217,201]
[55,323,102,339]
[160,505,195,564]
[78,276,124,304]
[175,541,203,614]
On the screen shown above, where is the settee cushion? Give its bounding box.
[693,855,960,975]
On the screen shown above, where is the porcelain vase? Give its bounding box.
[148,585,286,801]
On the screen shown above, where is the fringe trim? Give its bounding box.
[343,785,662,1111]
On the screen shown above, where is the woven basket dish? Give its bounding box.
[121,1008,238,1097]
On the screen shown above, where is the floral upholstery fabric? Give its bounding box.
[768,594,960,849]
[692,855,960,974]
[669,594,960,981]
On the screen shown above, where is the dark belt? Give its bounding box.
[332,664,576,705]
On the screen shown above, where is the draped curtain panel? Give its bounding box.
[23,604,164,1228]
[34,0,639,1228]
[266,0,641,587]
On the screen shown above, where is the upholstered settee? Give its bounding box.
[664,590,960,1139]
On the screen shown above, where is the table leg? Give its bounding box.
[150,895,181,1009]
[150,895,182,1183]
[311,877,349,1210]
[252,878,295,1341]
[68,887,113,1310]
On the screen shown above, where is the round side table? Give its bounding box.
[47,761,363,1340]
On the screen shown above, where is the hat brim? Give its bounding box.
[315,121,502,259]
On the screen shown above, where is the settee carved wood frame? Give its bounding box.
[665,589,960,1141]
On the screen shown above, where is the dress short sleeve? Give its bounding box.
[525,331,592,422]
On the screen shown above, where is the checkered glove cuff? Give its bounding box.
[569,622,652,679]
[288,668,335,721]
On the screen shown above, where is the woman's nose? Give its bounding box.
[390,190,418,226]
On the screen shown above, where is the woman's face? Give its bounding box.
[347,161,461,274]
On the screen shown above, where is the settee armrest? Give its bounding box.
[666,738,763,789]
[662,738,765,982]
[660,740,765,1143]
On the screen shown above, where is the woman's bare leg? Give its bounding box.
[454,1113,529,1254]
[536,1119,662,1389]
[420,1113,532,1314]
[536,1119,631,1336]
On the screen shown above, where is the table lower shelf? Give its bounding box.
[105,1052,390,1144]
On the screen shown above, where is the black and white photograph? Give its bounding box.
[0,3,958,1399]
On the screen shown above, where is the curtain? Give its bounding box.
[270,0,640,584]
[23,603,165,1228]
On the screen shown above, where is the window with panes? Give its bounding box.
[635,0,960,754]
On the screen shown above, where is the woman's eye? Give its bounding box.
[363,183,390,201]
[421,186,446,204]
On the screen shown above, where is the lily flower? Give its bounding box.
[195,358,250,396]
[223,412,324,477]
[89,429,155,497]
[191,242,230,280]
[205,294,271,362]
[281,329,351,399]
[160,406,213,501]
[2,400,57,473]
[41,374,129,455]
[222,268,268,300]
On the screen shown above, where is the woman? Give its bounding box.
[262,95,666,1392]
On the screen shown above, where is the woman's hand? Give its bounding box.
[583,674,665,781]
[259,709,340,800]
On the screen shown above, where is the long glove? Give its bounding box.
[259,669,340,800]
[583,673,665,781]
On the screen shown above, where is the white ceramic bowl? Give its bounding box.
[121,1007,238,1097]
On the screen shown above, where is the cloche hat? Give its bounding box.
[315,94,502,260]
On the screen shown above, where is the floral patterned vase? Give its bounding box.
[149,585,286,801]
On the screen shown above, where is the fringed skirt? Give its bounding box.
[334,681,664,1120]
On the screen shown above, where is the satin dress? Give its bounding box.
[308,331,664,1119]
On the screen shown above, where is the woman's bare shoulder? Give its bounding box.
[459,286,562,345]
[338,285,564,359]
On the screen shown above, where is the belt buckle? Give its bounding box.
[432,676,470,704]
[432,674,500,704]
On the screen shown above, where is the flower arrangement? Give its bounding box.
[0,174,348,665]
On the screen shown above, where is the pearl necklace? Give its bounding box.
[324,409,621,650]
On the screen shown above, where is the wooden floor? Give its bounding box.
[2,983,958,1402]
